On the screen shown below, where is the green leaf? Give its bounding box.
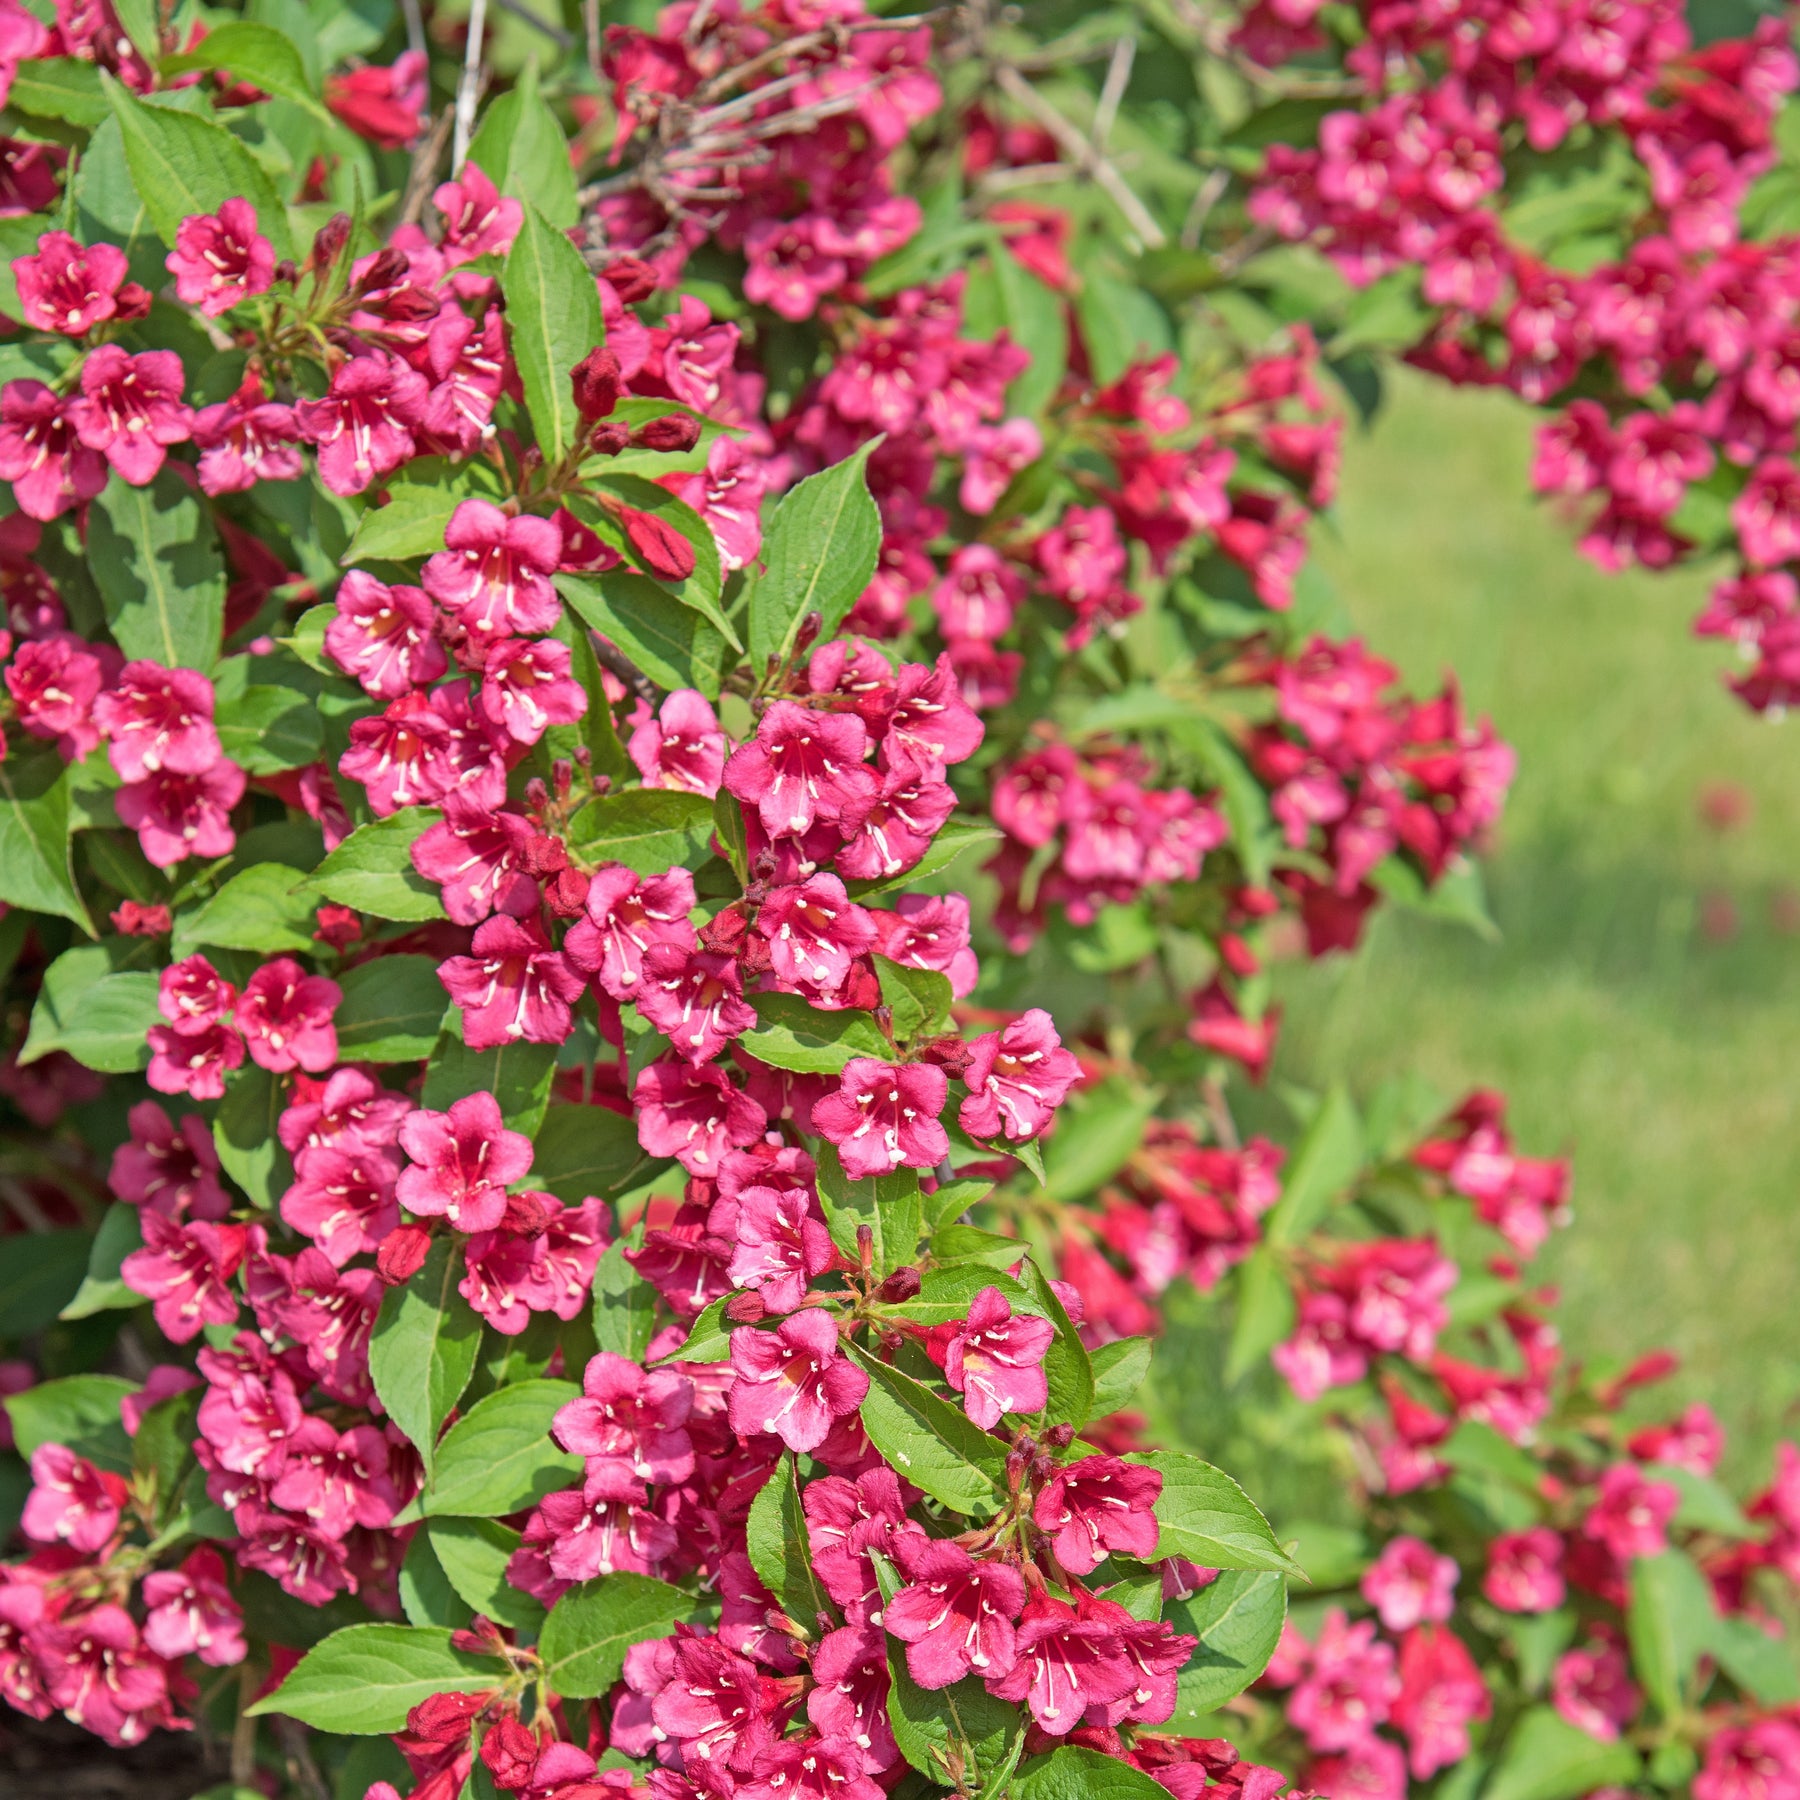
[427,1517,545,1632]
[370,1239,484,1477]
[1708,1612,1800,1705]
[591,1241,656,1361]
[61,1204,146,1320]
[8,58,110,126]
[1131,1451,1302,1576]
[843,820,1001,901]
[173,863,317,956]
[1480,1706,1642,1800]
[966,243,1069,419]
[1223,1248,1295,1385]
[400,1529,475,1630]
[214,1064,294,1210]
[747,1452,833,1629]
[579,479,734,646]
[420,1379,582,1518]
[1649,1463,1756,1540]
[656,1293,733,1365]
[848,1345,1005,1516]
[4,1375,136,1473]
[533,1103,661,1204]
[214,686,326,775]
[930,1225,1024,1269]
[564,788,717,875]
[332,954,448,1061]
[1089,1337,1153,1417]
[502,202,605,461]
[1013,1747,1176,1800]
[744,442,882,670]
[1264,1086,1363,1247]
[88,467,226,671]
[1627,1549,1716,1718]
[0,1232,93,1336]
[0,755,88,931]
[160,21,327,117]
[1017,1256,1093,1428]
[343,486,460,565]
[538,1574,690,1698]
[246,1625,497,1733]
[105,76,293,261]
[1040,1078,1160,1199]
[133,1389,200,1521]
[467,60,579,230]
[738,993,890,1074]
[556,571,727,702]
[306,809,446,922]
[1167,1570,1288,1720]
[20,942,158,1073]
[874,957,953,1044]
[817,1146,922,1278]
[423,1036,558,1137]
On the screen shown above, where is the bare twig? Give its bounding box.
[0,1176,51,1233]
[1093,35,1135,149]
[230,1666,259,1789]
[399,104,456,227]
[1180,166,1229,251]
[492,0,572,48]
[400,0,426,62]
[584,0,602,81]
[452,0,489,173]
[993,65,1167,249]
[589,632,660,706]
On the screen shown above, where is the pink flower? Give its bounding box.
[742,1734,882,1800]
[281,1146,401,1267]
[267,1416,401,1535]
[146,1017,245,1101]
[439,914,585,1050]
[810,1058,949,1179]
[278,1068,409,1159]
[94,662,222,782]
[407,796,535,926]
[634,1060,767,1174]
[121,1212,250,1344]
[325,571,446,699]
[1483,1527,1565,1613]
[1391,1625,1490,1779]
[237,958,340,1074]
[191,389,304,494]
[636,946,757,1065]
[885,1536,1026,1687]
[628,688,728,796]
[725,1182,836,1313]
[667,437,766,572]
[723,700,877,838]
[527,1466,678,1582]
[871,894,979,997]
[166,200,275,316]
[1032,1454,1162,1575]
[835,767,958,883]
[928,1286,1054,1429]
[68,346,192,484]
[21,1444,126,1553]
[478,636,587,745]
[110,1101,229,1221]
[1551,1639,1640,1742]
[327,50,427,148]
[396,1090,533,1233]
[141,1547,245,1666]
[1361,1535,1459,1633]
[726,1308,868,1454]
[39,1605,170,1747]
[5,634,104,761]
[1695,1722,1800,1800]
[422,499,562,652]
[12,230,128,334]
[432,162,523,263]
[1582,1463,1679,1562]
[294,352,429,496]
[960,419,1042,514]
[1288,1610,1399,1752]
[984,1592,1136,1734]
[802,1464,913,1610]
[958,1009,1079,1143]
[553,1351,696,1485]
[761,874,877,996]
[879,655,985,776]
[338,694,452,816]
[0,379,106,519]
[563,865,697,1000]
[1306,1736,1408,1800]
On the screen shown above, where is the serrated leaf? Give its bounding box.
[1089,1338,1153,1417]
[427,1517,545,1632]
[0,755,88,932]
[747,1452,833,1629]
[848,1346,1005,1516]
[214,1063,294,1210]
[422,1035,557,1137]
[1224,1247,1295,1386]
[843,820,1001,901]
[1264,1086,1363,1246]
[817,1145,921,1277]
[502,203,605,461]
[306,809,446,922]
[370,1239,483,1476]
[0,1232,92,1336]
[578,479,734,646]
[467,60,578,230]
[173,863,317,956]
[87,467,226,671]
[61,1204,145,1320]
[1132,1451,1302,1576]
[556,571,727,702]
[343,486,461,565]
[1167,1569,1288,1719]
[214,685,326,775]
[538,1574,690,1698]
[591,1240,656,1361]
[160,21,326,117]
[1480,1705,1641,1800]
[419,1379,582,1518]
[332,954,448,1061]
[564,788,717,874]
[246,1625,497,1733]
[20,941,158,1073]
[738,993,890,1073]
[1012,1747,1174,1800]
[533,1103,660,1204]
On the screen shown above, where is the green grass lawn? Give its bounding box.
[1264,369,1800,1481]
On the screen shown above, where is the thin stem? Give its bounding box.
[400,0,426,61]
[453,0,489,173]
[491,0,572,47]
[1093,34,1135,149]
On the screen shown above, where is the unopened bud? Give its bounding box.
[354,246,408,296]
[630,413,703,453]
[524,776,550,816]
[856,1224,875,1273]
[544,867,590,919]
[406,1688,489,1744]
[1005,1449,1028,1493]
[499,1191,550,1239]
[621,505,697,581]
[600,255,658,304]
[725,1291,768,1323]
[311,213,352,273]
[114,282,152,322]
[1043,1423,1075,1450]
[377,1224,432,1286]
[587,420,631,456]
[571,346,623,422]
[875,1266,921,1303]
[793,610,824,656]
[552,758,573,799]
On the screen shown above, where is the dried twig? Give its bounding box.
[1180,166,1229,251]
[589,632,661,706]
[400,0,426,62]
[491,0,572,48]
[399,104,456,227]
[1093,34,1135,149]
[584,0,602,81]
[452,0,489,173]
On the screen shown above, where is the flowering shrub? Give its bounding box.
[0,5,1790,1800]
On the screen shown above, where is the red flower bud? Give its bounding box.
[544,866,590,918]
[499,1191,550,1239]
[570,347,623,422]
[600,255,657,303]
[114,282,153,322]
[311,213,352,273]
[875,1266,922,1303]
[377,1224,433,1286]
[917,1034,976,1078]
[725,1290,768,1323]
[314,903,361,949]
[621,506,697,580]
[630,413,703,453]
[406,1689,489,1745]
[479,1716,541,1791]
[587,420,631,456]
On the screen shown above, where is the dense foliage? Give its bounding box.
[0,4,1792,1800]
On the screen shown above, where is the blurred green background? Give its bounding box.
[1249,368,1800,1482]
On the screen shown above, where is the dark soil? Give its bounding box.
[0,1705,223,1800]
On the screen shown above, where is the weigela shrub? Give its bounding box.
[0,5,1789,1800]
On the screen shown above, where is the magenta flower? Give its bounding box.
[1552,1638,1640,1743]
[21,1444,126,1553]
[39,1605,170,1748]
[528,1466,678,1582]
[878,655,985,776]
[121,1212,250,1344]
[723,700,878,838]
[983,1592,1136,1734]
[834,767,958,882]
[110,1101,229,1221]
[1287,1609,1400,1752]
[294,352,429,496]
[407,797,536,928]
[166,200,275,316]
[1032,1454,1163,1575]
[146,1017,245,1102]
[338,695,453,816]
[159,954,235,1027]
[1695,1723,1800,1800]
[433,162,523,263]
[805,1623,899,1772]
[278,1068,409,1159]
[563,865,697,1000]
[439,914,585,1050]
[725,1182,836,1313]
[94,663,223,784]
[810,1058,949,1179]
[396,1090,533,1233]
[742,1734,882,1800]
[634,1059,767,1175]
[1582,1462,1679,1562]
[267,1416,401,1537]
[191,389,304,495]
[668,437,767,572]
[651,1635,782,1776]
[553,1351,696,1485]
[1482,1526,1566,1613]
[1078,1596,1199,1728]
[628,688,729,796]
[6,635,104,762]
[726,1308,868,1454]
[12,230,128,335]
[636,945,757,1065]
[958,1008,1080,1144]
[325,570,446,699]
[761,874,877,996]
[0,379,107,520]
[929,1286,1054,1428]
[1391,1625,1491,1780]
[281,1146,401,1267]
[478,636,587,745]
[422,498,562,652]
[237,958,341,1074]
[885,1536,1026,1687]
[68,346,192,485]
[1361,1534,1459,1633]
[141,1548,245,1667]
